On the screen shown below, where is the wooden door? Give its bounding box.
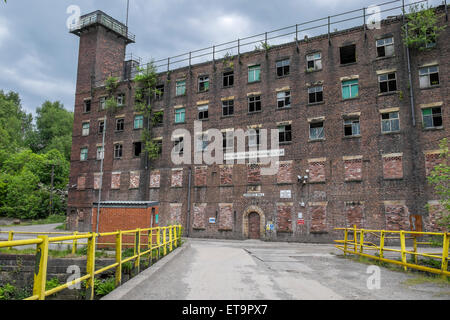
[248,212,260,239]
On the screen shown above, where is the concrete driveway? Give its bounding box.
[111,238,450,300]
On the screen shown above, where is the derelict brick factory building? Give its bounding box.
[67,5,449,242]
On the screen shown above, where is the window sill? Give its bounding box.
[305,68,322,74]
[197,90,209,94]
[343,135,361,139]
[198,118,209,122]
[248,111,262,115]
[115,130,124,133]
[308,101,325,106]
[173,122,186,125]
[308,138,325,143]
[133,128,143,131]
[279,141,292,145]
[276,74,290,79]
[219,184,233,187]
[423,126,444,131]
[340,62,357,67]
[222,85,234,89]
[342,97,360,102]
[381,131,401,135]
[378,91,398,97]
[383,178,404,181]
[175,94,187,97]
[374,55,395,61]
[248,80,261,84]
[345,179,362,183]
[277,106,292,111]
[420,85,440,90]
[221,115,234,119]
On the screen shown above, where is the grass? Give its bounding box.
[0,246,115,259]
[0,215,66,227]
[402,275,450,287]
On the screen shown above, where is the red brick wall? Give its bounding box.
[308,159,326,183]
[247,164,261,184]
[193,203,207,230]
[194,166,207,186]
[277,161,293,184]
[220,165,233,185]
[149,170,160,188]
[344,157,363,181]
[171,169,183,187]
[277,203,293,233]
[309,203,327,233]
[218,204,233,231]
[383,154,403,179]
[424,152,443,176]
[384,201,409,231]
[345,202,364,228]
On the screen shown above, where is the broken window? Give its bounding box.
[342,79,359,99]
[379,72,397,93]
[82,122,90,136]
[173,137,184,154]
[133,142,142,157]
[376,37,394,57]
[115,118,124,131]
[276,59,290,77]
[278,124,292,143]
[83,99,91,113]
[80,147,88,161]
[309,121,324,140]
[248,128,261,147]
[381,112,400,133]
[419,66,439,88]
[99,97,106,110]
[248,65,261,83]
[153,111,163,126]
[222,131,234,152]
[422,107,443,129]
[248,95,261,113]
[198,76,209,92]
[198,105,209,120]
[306,52,322,71]
[223,71,234,87]
[154,139,162,155]
[96,146,104,160]
[98,120,105,134]
[340,44,356,64]
[155,85,164,100]
[222,100,234,116]
[277,91,291,109]
[134,115,144,129]
[175,108,185,123]
[196,133,209,152]
[114,144,123,159]
[308,86,323,104]
[176,80,186,96]
[116,94,125,106]
[344,118,360,137]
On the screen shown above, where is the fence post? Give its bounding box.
[72,231,78,255]
[33,236,49,300]
[163,227,167,256]
[379,231,385,259]
[360,229,365,254]
[134,229,141,274]
[169,226,174,252]
[442,233,449,279]
[400,231,407,271]
[85,233,96,300]
[353,225,357,253]
[413,236,418,264]
[7,231,13,251]
[157,227,161,260]
[115,231,122,287]
[343,229,348,256]
[173,226,177,249]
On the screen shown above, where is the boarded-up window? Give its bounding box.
[77,176,86,190]
[384,202,409,231]
[94,173,102,190]
[218,204,233,231]
[277,203,293,233]
[193,204,206,230]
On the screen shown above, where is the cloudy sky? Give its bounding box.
[0,0,438,115]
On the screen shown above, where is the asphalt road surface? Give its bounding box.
[118,238,450,300]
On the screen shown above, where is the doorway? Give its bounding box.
[248,212,261,239]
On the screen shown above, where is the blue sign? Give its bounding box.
[155,214,159,224]
[209,217,216,224]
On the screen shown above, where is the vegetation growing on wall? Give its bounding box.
[104,76,120,113]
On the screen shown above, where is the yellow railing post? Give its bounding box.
[169,226,173,252]
[115,231,122,287]
[179,224,182,246]
[343,229,348,256]
[85,233,96,300]
[173,226,177,249]
[72,231,78,255]
[7,231,13,251]
[163,227,167,256]
[413,236,418,264]
[135,229,141,274]
[400,231,407,271]
[33,236,49,300]
[359,229,364,254]
[442,233,449,279]
[379,231,385,259]
[353,225,357,253]
[157,227,161,260]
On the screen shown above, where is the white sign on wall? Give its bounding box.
[280,190,292,199]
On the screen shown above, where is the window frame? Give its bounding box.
[198,76,210,92]
[198,105,209,121]
[419,66,440,88]
[248,95,262,113]
[80,147,88,161]
[376,37,394,58]
[278,124,292,143]
[422,107,443,129]
[277,91,291,109]
[248,128,261,148]
[306,52,322,71]
[115,118,125,132]
[96,146,104,160]
[381,111,400,133]
[309,121,325,140]
[176,80,186,96]
[341,79,359,99]
[378,72,397,93]
[340,44,357,65]
[343,118,361,137]
[82,122,90,136]
[134,115,144,130]
[248,65,261,83]
[114,144,123,159]
[223,71,234,88]
[276,59,290,77]
[175,108,186,124]
[222,99,234,117]
[83,99,91,113]
[308,86,324,104]
[173,137,184,154]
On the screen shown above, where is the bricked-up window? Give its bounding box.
[422,107,443,129]
[83,99,91,113]
[278,124,292,143]
[82,122,90,136]
[133,142,142,157]
[96,146,104,160]
[193,204,206,229]
[277,162,293,184]
[99,97,106,110]
[155,85,164,100]
[134,115,144,129]
[419,66,440,88]
[248,65,261,83]
[175,108,185,123]
[248,96,261,113]
[222,131,234,152]
[306,52,322,71]
[376,37,394,57]
[114,144,123,159]
[342,79,359,99]
[248,128,261,147]
[223,71,234,87]
[340,44,356,64]
[310,204,327,233]
[425,152,443,176]
[383,154,403,179]
[344,118,360,137]
[222,100,234,116]
[277,91,291,109]
[345,202,364,228]
[116,118,124,131]
[219,204,233,231]
[176,80,186,96]
[381,112,400,133]
[379,72,397,93]
[198,105,209,120]
[198,76,209,92]
[276,59,290,77]
[309,121,324,140]
[117,94,125,107]
[98,120,105,134]
[308,86,323,104]
[80,147,88,161]
[173,137,184,154]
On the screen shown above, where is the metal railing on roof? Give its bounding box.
[94,0,443,87]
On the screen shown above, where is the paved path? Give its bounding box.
[116,238,450,300]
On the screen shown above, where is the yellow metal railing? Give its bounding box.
[0,225,183,300]
[335,226,449,278]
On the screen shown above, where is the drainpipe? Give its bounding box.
[95,115,107,237]
[186,167,192,237]
[403,0,416,127]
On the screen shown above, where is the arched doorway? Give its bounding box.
[242,206,265,239]
[248,212,260,239]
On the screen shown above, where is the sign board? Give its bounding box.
[280,190,292,199]
[409,214,423,236]
[155,214,159,224]
[297,219,305,225]
[224,149,285,161]
[298,212,303,219]
[243,193,265,198]
[209,217,216,224]
[266,223,274,231]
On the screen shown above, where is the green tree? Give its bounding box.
[427,138,449,230]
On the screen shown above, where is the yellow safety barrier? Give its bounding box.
[335,226,449,278]
[0,225,183,300]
